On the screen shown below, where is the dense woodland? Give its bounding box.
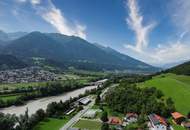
[105,80,175,118]
[0,55,27,70]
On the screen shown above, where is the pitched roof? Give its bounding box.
[109,117,122,125]
[171,112,185,119]
[148,114,167,126]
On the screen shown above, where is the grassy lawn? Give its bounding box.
[73,119,102,130]
[33,116,70,130]
[0,82,47,90]
[138,73,190,115]
[0,94,20,101]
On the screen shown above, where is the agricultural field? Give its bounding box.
[33,116,70,130]
[138,73,190,115]
[73,119,102,130]
[0,94,21,101]
[0,82,47,91]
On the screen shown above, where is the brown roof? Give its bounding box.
[171,112,185,119]
[108,117,122,125]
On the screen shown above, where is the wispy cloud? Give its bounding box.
[124,0,190,66]
[15,0,87,39]
[170,0,190,33]
[125,0,155,52]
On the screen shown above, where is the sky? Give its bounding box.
[0,0,190,66]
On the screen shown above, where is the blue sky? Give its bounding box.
[0,0,190,66]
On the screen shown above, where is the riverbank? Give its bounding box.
[0,79,107,116]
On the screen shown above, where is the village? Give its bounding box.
[0,66,57,84]
[63,91,190,130]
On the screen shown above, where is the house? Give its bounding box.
[78,97,91,105]
[108,117,123,125]
[124,113,138,124]
[182,122,190,130]
[171,112,186,125]
[148,114,168,130]
[83,109,97,118]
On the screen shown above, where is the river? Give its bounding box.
[0,79,107,116]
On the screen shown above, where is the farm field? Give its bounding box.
[0,94,20,101]
[0,82,47,90]
[138,73,190,115]
[33,116,70,130]
[73,119,102,130]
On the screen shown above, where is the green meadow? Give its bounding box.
[138,73,190,115]
[73,119,102,130]
[33,116,70,130]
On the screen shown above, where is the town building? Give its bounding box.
[148,114,168,130]
[78,97,91,105]
[124,113,138,124]
[108,117,123,125]
[83,109,97,118]
[171,112,186,125]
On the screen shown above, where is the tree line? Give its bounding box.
[0,79,90,108]
[0,79,111,130]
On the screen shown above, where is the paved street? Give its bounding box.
[60,99,95,130]
[60,83,117,130]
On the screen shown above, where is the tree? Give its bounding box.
[101,123,109,130]
[0,113,16,130]
[101,111,108,122]
[187,112,190,119]
[16,108,30,130]
[36,109,46,121]
[95,93,101,105]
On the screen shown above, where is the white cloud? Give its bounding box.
[150,42,190,65]
[30,0,41,5]
[170,0,190,32]
[14,0,87,39]
[125,0,155,52]
[124,0,190,66]
[32,0,87,39]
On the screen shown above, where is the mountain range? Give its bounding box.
[0,30,159,72]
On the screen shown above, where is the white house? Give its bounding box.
[148,114,168,130]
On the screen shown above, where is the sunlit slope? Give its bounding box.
[138,73,190,115]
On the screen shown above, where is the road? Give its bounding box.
[60,83,117,130]
[60,99,95,130]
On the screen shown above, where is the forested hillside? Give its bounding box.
[165,61,190,75]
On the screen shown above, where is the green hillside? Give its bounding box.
[138,73,190,115]
[165,61,190,75]
[1,32,158,72]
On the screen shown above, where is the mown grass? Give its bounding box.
[0,82,47,90]
[0,94,20,101]
[33,116,70,130]
[73,119,102,130]
[138,73,190,115]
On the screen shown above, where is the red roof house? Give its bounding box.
[108,117,123,125]
[171,112,186,125]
